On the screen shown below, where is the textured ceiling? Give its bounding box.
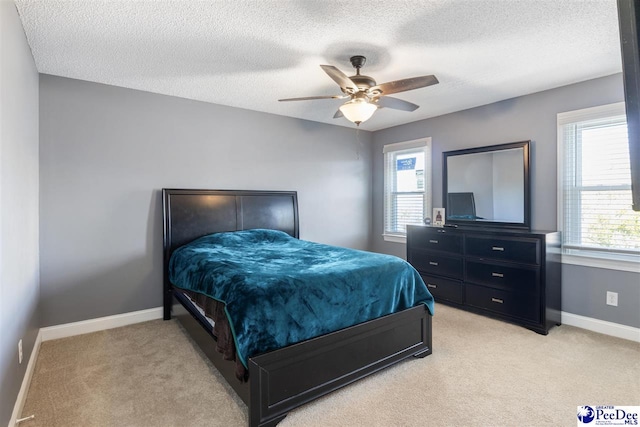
[14,0,622,131]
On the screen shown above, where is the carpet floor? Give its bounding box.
[20,304,640,426]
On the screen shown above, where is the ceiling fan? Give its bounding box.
[279,55,439,125]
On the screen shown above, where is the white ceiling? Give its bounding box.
[14,0,622,131]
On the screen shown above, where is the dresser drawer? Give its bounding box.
[465,235,540,265]
[421,275,463,304]
[465,284,540,323]
[408,227,462,254]
[409,249,463,280]
[466,260,539,294]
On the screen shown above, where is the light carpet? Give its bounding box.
[20,304,640,426]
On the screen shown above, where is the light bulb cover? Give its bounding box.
[339,98,377,124]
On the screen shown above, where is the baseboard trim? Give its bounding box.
[40,306,164,342]
[561,311,640,342]
[8,330,42,427]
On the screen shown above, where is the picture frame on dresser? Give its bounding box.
[433,208,445,226]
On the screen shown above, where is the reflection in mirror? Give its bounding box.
[443,141,530,229]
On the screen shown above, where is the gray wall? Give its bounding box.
[39,75,373,327]
[0,1,40,424]
[371,74,640,328]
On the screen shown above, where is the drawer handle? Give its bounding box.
[427,284,437,289]
[492,246,505,251]
[429,261,439,266]
[492,272,504,278]
[491,298,504,304]
[429,239,439,244]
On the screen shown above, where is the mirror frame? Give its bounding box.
[442,140,531,230]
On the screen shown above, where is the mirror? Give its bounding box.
[443,140,530,230]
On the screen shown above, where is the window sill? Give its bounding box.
[562,251,640,273]
[383,234,407,244]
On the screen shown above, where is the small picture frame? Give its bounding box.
[433,208,445,226]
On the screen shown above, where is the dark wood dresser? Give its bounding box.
[407,225,562,334]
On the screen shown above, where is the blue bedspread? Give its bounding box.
[169,229,434,367]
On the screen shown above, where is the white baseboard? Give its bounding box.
[562,311,640,342]
[9,330,42,427]
[40,306,163,342]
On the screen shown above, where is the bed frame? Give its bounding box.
[162,188,432,427]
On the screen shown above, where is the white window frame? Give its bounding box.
[557,102,640,273]
[383,137,432,243]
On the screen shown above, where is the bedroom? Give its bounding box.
[1,1,639,426]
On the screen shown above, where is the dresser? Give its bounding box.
[407,225,561,334]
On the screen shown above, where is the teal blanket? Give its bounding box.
[169,229,434,367]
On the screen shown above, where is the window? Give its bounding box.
[383,138,432,242]
[557,102,640,270]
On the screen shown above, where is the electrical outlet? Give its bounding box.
[18,339,23,364]
[606,291,618,307]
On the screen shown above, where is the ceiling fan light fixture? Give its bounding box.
[339,98,377,125]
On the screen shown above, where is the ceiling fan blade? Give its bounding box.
[375,96,419,112]
[370,75,439,96]
[278,95,347,102]
[333,109,344,119]
[320,65,359,93]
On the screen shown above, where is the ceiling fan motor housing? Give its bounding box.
[350,74,376,90]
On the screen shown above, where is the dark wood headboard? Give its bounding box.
[162,188,299,319]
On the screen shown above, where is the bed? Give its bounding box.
[162,188,433,427]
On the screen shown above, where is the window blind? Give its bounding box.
[559,103,640,255]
